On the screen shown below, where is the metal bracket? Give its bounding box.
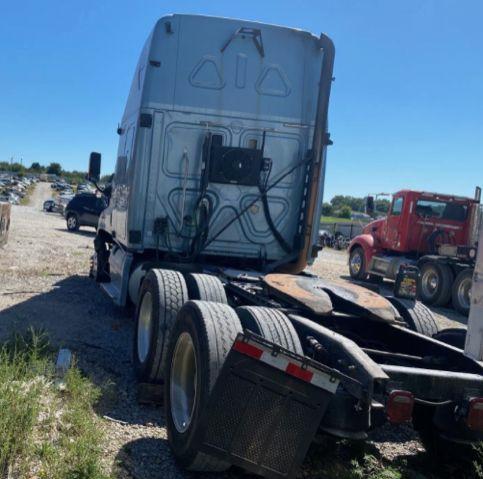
[221,27,265,58]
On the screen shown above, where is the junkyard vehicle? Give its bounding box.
[64,193,106,231]
[318,229,333,248]
[333,231,349,250]
[0,201,10,247]
[349,189,481,315]
[88,14,483,479]
[43,199,56,212]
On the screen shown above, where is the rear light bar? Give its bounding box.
[232,338,339,394]
[466,397,483,431]
[386,390,414,424]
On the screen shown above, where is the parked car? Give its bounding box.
[64,193,107,231]
[43,199,56,212]
[55,193,74,215]
[318,229,334,248]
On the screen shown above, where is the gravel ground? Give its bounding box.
[0,183,469,478]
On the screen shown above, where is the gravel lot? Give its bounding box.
[0,183,470,478]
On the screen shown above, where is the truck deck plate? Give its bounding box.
[264,274,397,322]
[263,274,333,315]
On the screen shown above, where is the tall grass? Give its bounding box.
[0,329,109,479]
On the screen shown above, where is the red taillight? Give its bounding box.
[467,397,483,431]
[232,340,263,359]
[387,390,414,424]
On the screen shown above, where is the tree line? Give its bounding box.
[322,195,390,219]
[0,161,112,184]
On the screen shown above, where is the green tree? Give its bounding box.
[29,162,43,172]
[100,174,114,184]
[9,162,25,173]
[331,195,365,213]
[338,205,352,219]
[46,162,62,176]
[375,199,390,214]
[321,202,333,216]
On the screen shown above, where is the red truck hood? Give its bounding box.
[362,218,386,235]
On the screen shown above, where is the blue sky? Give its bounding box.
[0,1,482,200]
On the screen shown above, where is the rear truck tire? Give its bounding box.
[66,213,79,231]
[388,297,440,337]
[165,300,243,472]
[133,269,188,383]
[419,261,453,306]
[185,273,228,304]
[432,327,466,349]
[413,405,479,466]
[451,268,473,316]
[236,306,303,355]
[349,247,367,280]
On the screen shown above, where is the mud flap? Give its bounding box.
[193,333,341,479]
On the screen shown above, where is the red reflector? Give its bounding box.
[286,363,314,383]
[232,340,263,359]
[387,390,414,424]
[467,397,483,431]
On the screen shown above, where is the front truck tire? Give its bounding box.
[133,269,188,383]
[349,246,368,280]
[236,306,303,354]
[451,268,473,316]
[165,301,243,472]
[419,261,453,306]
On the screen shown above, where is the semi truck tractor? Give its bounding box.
[349,189,481,315]
[88,14,483,479]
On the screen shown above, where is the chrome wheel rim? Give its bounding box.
[67,216,76,228]
[170,332,197,434]
[421,269,439,299]
[350,251,362,275]
[137,291,153,363]
[456,277,472,310]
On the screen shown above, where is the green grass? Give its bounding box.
[0,329,109,479]
[303,437,483,479]
[19,185,35,205]
[321,216,357,224]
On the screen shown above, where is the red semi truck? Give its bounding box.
[348,188,481,315]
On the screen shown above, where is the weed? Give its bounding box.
[0,329,110,479]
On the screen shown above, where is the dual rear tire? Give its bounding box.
[451,268,472,316]
[133,271,227,383]
[165,300,241,471]
[164,303,302,471]
[133,270,302,472]
[419,262,473,315]
[419,262,453,307]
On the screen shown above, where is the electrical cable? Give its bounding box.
[254,130,293,253]
[202,152,313,251]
